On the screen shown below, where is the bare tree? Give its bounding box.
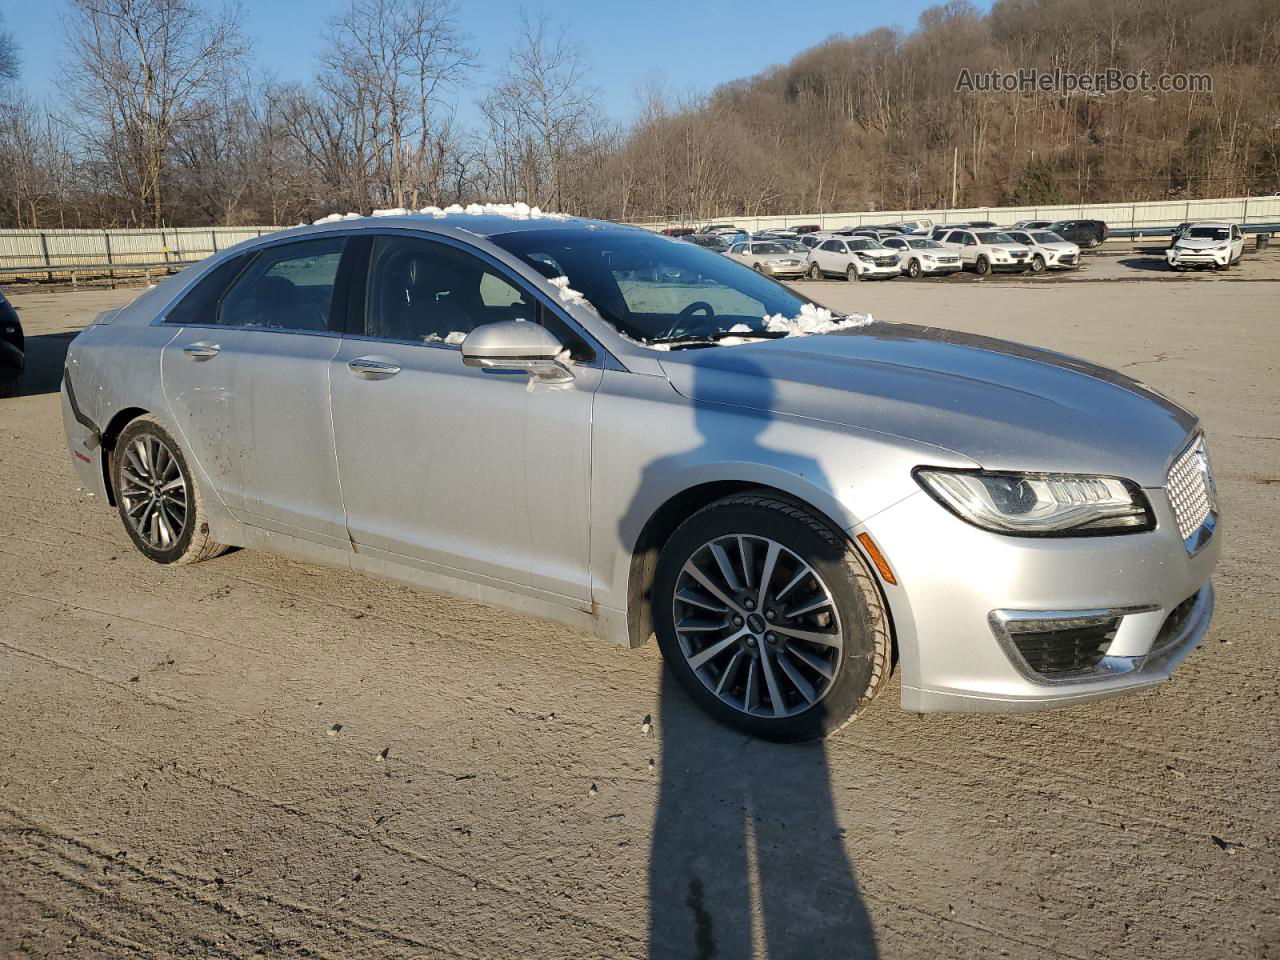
[322,0,473,209]
[479,10,601,210]
[0,13,19,84]
[61,0,246,225]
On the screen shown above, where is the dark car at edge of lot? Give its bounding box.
[0,288,23,397]
[1046,219,1109,249]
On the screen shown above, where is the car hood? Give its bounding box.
[657,322,1197,486]
[1173,237,1228,249]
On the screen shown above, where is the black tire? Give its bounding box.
[111,415,227,565]
[753,263,765,273]
[846,264,858,282]
[0,373,16,398]
[808,262,822,280]
[975,255,991,276]
[1086,236,1101,248]
[652,493,891,742]
[1031,254,1046,273]
[907,258,921,278]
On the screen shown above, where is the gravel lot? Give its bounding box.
[1,254,1278,959]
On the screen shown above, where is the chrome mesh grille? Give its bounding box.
[1167,437,1213,541]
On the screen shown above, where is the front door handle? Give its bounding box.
[347,356,402,380]
[183,342,220,361]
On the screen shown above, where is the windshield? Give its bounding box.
[846,238,877,251]
[490,228,820,343]
[1187,227,1229,240]
[750,242,788,255]
[906,238,941,249]
[976,231,1017,244]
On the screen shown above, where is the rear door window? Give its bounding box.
[219,237,346,331]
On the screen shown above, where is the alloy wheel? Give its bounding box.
[118,435,189,549]
[671,534,843,718]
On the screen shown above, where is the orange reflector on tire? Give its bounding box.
[855,533,897,586]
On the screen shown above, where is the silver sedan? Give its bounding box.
[61,214,1221,741]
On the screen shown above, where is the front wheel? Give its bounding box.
[1031,254,1046,273]
[975,256,991,276]
[808,262,822,280]
[111,415,227,565]
[653,494,891,741]
[907,259,922,278]
[846,264,859,282]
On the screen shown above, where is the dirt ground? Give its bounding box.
[1,253,1277,959]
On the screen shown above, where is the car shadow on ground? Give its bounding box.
[1118,256,1178,273]
[10,331,76,397]
[621,350,878,959]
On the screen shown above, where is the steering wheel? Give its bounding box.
[661,301,716,340]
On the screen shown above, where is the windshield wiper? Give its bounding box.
[647,330,789,350]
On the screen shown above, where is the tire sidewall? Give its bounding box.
[111,417,199,564]
[652,499,883,742]
[847,264,858,281]
[907,259,921,278]
[1032,254,1045,272]
[976,256,990,275]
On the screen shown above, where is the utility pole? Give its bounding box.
[951,146,959,210]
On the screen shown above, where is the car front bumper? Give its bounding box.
[853,482,1221,714]
[1045,251,1079,269]
[989,259,1031,272]
[859,262,900,279]
[760,263,808,278]
[913,260,962,274]
[1167,249,1230,267]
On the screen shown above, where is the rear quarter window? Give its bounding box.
[164,254,251,325]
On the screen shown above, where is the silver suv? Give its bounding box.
[61,213,1220,740]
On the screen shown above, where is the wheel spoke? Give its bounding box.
[756,643,787,717]
[756,540,781,610]
[687,629,748,671]
[783,642,836,681]
[736,536,754,589]
[713,650,744,696]
[784,592,832,619]
[775,650,819,704]
[676,617,728,633]
[708,542,742,593]
[773,567,809,603]
[771,623,841,649]
[682,562,739,612]
[743,658,760,712]
[675,588,727,615]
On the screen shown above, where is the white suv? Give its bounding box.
[1166,222,1245,271]
[939,229,1032,275]
[805,236,900,281]
[1003,229,1081,272]
[880,236,962,277]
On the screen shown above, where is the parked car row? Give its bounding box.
[672,217,1109,280]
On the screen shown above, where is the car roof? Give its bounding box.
[256,211,646,243]
[1185,221,1232,228]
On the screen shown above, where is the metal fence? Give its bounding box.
[2,194,1279,280]
[0,226,282,281]
[626,194,1280,235]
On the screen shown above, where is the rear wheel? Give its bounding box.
[111,415,227,565]
[1086,236,1101,248]
[653,494,891,741]
[976,255,991,276]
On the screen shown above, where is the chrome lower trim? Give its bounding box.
[989,604,1158,685]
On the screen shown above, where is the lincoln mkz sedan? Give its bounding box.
[61,212,1221,741]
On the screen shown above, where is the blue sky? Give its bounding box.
[4,0,992,123]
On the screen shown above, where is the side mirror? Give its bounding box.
[461,320,573,383]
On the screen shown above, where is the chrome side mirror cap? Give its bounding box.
[461,320,574,383]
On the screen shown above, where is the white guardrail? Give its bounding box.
[1,195,1278,279]
[625,195,1280,234]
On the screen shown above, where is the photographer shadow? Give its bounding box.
[624,349,878,960]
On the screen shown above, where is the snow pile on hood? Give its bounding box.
[548,275,591,307]
[763,303,873,336]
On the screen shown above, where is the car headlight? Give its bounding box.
[922,254,935,261]
[914,469,1154,535]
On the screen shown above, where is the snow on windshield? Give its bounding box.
[763,303,873,336]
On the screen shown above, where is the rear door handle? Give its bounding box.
[347,356,401,380]
[183,342,220,360]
